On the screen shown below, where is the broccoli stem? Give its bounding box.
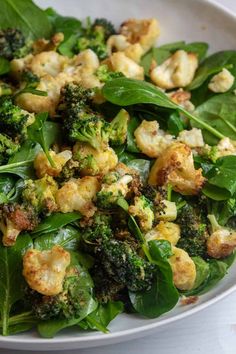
[167,184,172,202]
[207,214,221,232]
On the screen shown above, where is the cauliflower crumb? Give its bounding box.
[208,68,234,93]
[150,50,198,89]
[178,128,204,148]
[207,229,236,259]
[56,176,100,217]
[145,221,180,246]
[23,245,70,296]
[134,120,173,158]
[34,150,72,178]
[169,247,196,290]
[148,142,205,195]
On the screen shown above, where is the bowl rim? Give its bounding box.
[1,0,236,348]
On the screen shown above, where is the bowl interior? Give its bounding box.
[2,0,236,350]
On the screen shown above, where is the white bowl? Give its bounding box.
[2,0,236,350]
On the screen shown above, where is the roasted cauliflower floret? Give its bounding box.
[134,120,173,158]
[148,142,205,195]
[150,50,198,89]
[74,48,100,74]
[155,200,177,221]
[216,137,236,158]
[120,18,160,53]
[145,221,180,246]
[178,128,204,148]
[107,35,144,63]
[34,150,72,178]
[28,51,68,78]
[168,89,195,112]
[208,68,234,93]
[23,245,70,296]
[73,142,118,176]
[10,54,34,80]
[16,74,61,116]
[109,52,144,80]
[169,246,196,290]
[129,195,154,232]
[56,176,100,217]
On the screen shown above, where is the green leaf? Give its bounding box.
[129,240,179,318]
[31,212,81,236]
[126,159,150,183]
[0,234,33,336]
[0,0,52,39]
[127,116,140,153]
[191,257,210,290]
[167,111,185,136]
[0,57,10,75]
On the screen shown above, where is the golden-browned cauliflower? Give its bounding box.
[129,195,154,232]
[107,35,144,63]
[168,89,195,112]
[148,142,205,195]
[134,120,173,158]
[169,246,196,290]
[207,229,236,259]
[34,150,72,178]
[28,51,68,78]
[73,142,118,176]
[109,52,144,80]
[56,176,100,217]
[208,68,234,93]
[155,200,177,221]
[120,18,160,53]
[145,221,180,246]
[23,245,70,296]
[177,128,204,148]
[150,50,198,89]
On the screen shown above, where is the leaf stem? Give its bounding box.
[0,160,33,172]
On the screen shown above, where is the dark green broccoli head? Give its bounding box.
[99,238,156,292]
[21,70,40,88]
[92,18,116,40]
[0,28,32,60]
[95,65,123,83]
[176,203,208,257]
[0,133,19,165]
[82,213,113,245]
[57,158,81,183]
[109,109,129,146]
[0,98,32,140]
[60,83,94,108]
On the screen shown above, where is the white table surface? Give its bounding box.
[1,0,236,353]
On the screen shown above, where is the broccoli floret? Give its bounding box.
[21,70,40,88]
[0,83,12,97]
[0,133,19,165]
[109,109,129,146]
[95,65,123,83]
[0,28,32,60]
[82,213,113,245]
[0,98,34,141]
[129,195,154,232]
[22,176,58,215]
[0,203,39,246]
[176,203,208,257]
[57,158,81,183]
[75,18,115,60]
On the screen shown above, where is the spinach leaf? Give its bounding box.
[167,111,185,136]
[0,234,32,336]
[191,257,210,290]
[188,50,236,90]
[127,116,140,153]
[28,112,55,167]
[0,141,40,178]
[0,57,10,75]
[103,78,225,140]
[34,226,81,251]
[31,212,81,236]
[0,0,52,39]
[193,93,236,144]
[126,159,150,183]
[37,253,97,338]
[0,174,16,194]
[129,240,179,318]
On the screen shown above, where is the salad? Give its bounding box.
[0,0,236,339]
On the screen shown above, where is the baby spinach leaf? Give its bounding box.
[193,93,236,144]
[167,111,185,136]
[0,57,10,75]
[191,257,210,290]
[188,50,236,90]
[31,212,81,237]
[129,240,179,318]
[34,226,81,251]
[0,234,32,336]
[126,159,150,183]
[0,0,52,39]
[127,116,140,153]
[0,174,16,195]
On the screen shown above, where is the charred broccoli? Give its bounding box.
[176,203,208,257]
[109,109,129,146]
[0,133,19,165]
[0,28,32,60]
[95,65,123,83]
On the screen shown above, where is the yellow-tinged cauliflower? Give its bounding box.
[155,200,177,221]
[177,128,204,148]
[129,195,154,232]
[145,221,180,246]
[56,176,100,217]
[169,246,196,290]
[10,54,34,80]
[216,137,236,158]
[148,142,205,195]
[109,52,144,80]
[207,229,236,259]
[120,18,160,53]
[107,35,144,63]
[28,51,68,78]
[73,142,118,176]
[208,68,234,93]
[168,89,195,112]
[34,150,72,178]
[134,120,173,158]
[23,245,70,296]
[150,50,198,89]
